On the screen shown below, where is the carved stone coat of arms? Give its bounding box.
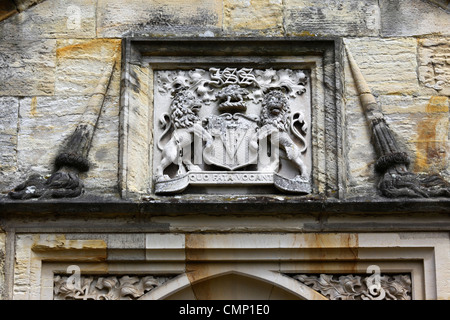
[153,67,311,194]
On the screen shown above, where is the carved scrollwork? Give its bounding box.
[53,275,172,300]
[292,273,412,300]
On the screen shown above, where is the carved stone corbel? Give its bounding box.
[8,53,119,200]
[346,46,450,198]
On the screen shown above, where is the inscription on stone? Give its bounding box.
[153,67,311,194]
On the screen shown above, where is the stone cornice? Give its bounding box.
[1,195,449,217]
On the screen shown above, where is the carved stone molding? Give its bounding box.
[53,274,172,300]
[292,273,412,300]
[120,39,342,199]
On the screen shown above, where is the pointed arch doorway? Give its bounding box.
[140,268,327,300]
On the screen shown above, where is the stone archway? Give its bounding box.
[140,268,328,300]
[164,274,302,300]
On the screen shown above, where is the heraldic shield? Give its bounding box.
[203,113,259,171]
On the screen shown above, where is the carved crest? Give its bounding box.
[154,68,311,194]
[203,113,259,171]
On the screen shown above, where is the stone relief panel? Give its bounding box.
[292,273,412,300]
[52,272,412,300]
[153,67,311,194]
[54,274,172,300]
[418,38,450,95]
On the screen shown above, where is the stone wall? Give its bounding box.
[0,230,5,299]
[0,0,449,301]
[0,0,448,199]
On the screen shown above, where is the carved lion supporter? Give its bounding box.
[156,87,212,179]
[258,89,308,178]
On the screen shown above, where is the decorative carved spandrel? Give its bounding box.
[153,68,311,194]
[53,274,172,300]
[292,273,412,300]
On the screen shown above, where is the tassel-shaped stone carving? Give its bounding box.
[9,53,118,200]
[346,46,450,198]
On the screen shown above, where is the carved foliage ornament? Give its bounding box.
[54,274,171,300]
[154,67,311,194]
[293,273,412,300]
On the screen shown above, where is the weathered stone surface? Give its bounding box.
[0,39,55,96]
[344,38,419,96]
[0,231,5,299]
[223,0,284,35]
[0,0,18,22]
[0,97,19,193]
[427,0,450,11]
[17,96,88,177]
[121,64,151,196]
[344,97,378,195]
[409,96,449,173]
[56,39,121,96]
[97,0,222,38]
[83,93,120,195]
[377,95,449,176]
[418,37,450,96]
[345,93,450,196]
[0,0,95,40]
[285,0,380,37]
[0,97,18,168]
[14,0,47,12]
[380,0,450,36]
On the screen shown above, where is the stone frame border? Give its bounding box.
[10,232,444,300]
[119,37,345,200]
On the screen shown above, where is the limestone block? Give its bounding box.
[97,0,222,38]
[428,0,450,11]
[0,97,19,184]
[146,234,185,261]
[108,234,146,249]
[345,92,450,196]
[121,64,151,196]
[55,39,122,194]
[284,0,380,37]
[0,39,55,96]
[0,0,95,40]
[380,0,450,36]
[223,0,284,35]
[418,37,450,96]
[344,37,423,195]
[406,96,449,173]
[56,39,121,96]
[344,38,419,96]
[344,98,378,194]
[13,0,46,12]
[14,234,107,299]
[17,96,88,176]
